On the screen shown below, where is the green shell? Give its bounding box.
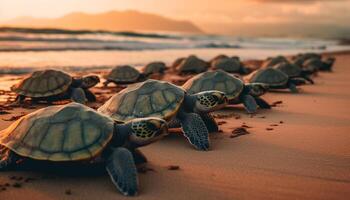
[182,70,244,100]
[0,103,114,161]
[273,62,301,77]
[143,62,166,75]
[211,57,241,73]
[262,56,288,68]
[176,55,209,73]
[247,68,288,87]
[98,79,185,122]
[106,65,140,83]
[11,70,72,97]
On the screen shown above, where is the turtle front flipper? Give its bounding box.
[301,75,314,84]
[106,147,138,196]
[71,88,87,104]
[84,89,97,102]
[178,113,209,151]
[240,94,258,114]
[200,114,219,133]
[131,149,148,165]
[0,147,19,171]
[254,97,271,109]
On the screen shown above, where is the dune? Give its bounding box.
[0,52,350,199]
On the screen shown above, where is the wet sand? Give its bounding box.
[1,52,350,200]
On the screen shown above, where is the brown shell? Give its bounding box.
[273,62,301,77]
[11,70,72,97]
[211,57,241,73]
[176,55,209,73]
[98,79,185,122]
[246,68,288,87]
[182,70,244,100]
[105,65,140,83]
[0,103,114,161]
[143,62,166,75]
[261,56,288,68]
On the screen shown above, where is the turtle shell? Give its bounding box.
[176,55,209,73]
[246,68,288,87]
[183,70,244,100]
[105,65,140,83]
[11,70,72,98]
[143,62,166,75]
[273,62,301,77]
[211,57,241,73]
[0,103,114,161]
[262,56,288,68]
[98,79,185,122]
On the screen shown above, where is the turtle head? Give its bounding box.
[81,75,100,88]
[192,90,228,113]
[128,117,168,146]
[246,83,269,97]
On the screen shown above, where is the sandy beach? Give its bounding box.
[0,51,350,200]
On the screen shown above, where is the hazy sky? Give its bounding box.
[1,0,349,33]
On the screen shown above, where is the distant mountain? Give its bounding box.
[3,10,203,33]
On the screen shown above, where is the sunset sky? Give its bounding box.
[0,0,349,35]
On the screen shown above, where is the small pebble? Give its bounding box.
[1,187,6,191]
[167,165,180,170]
[266,128,274,131]
[279,121,284,124]
[24,177,36,183]
[4,183,10,187]
[270,124,278,127]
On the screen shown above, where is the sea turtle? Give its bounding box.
[273,62,314,84]
[98,79,228,151]
[303,57,335,72]
[174,55,209,74]
[0,102,168,196]
[211,57,249,74]
[261,56,289,68]
[293,53,322,67]
[11,69,100,105]
[103,65,145,86]
[209,54,229,64]
[245,68,305,93]
[142,62,167,76]
[183,70,270,116]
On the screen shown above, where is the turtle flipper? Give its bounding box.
[200,114,219,133]
[0,147,18,171]
[241,94,258,114]
[168,118,181,128]
[287,82,298,93]
[84,89,97,102]
[255,97,271,109]
[106,147,138,196]
[302,75,314,84]
[178,113,210,151]
[10,95,25,106]
[71,88,87,104]
[131,149,147,165]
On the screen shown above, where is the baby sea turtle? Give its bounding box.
[273,62,314,84]
[103,65,145,86]
[303,57,335,72]
[142,62,167,76]
[174,55,209,74]
[246,68,305,93]
[261,56,288,68]
[0,102,168,196]
[11,69,100,105]
[98,79,228,150]
[211,57,249,74]
[293,53,322,67]
[183,70,270,115]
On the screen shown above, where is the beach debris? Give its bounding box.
[167,165,180,170]
[279,121,284,124]
[241,124,253,128]
[270,101,283,107]
[270,124,279,127]
[230,127,250,138]
[258,116,266,118]
[65,189,72,195]
[266,128,274,131]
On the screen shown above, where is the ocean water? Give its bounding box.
[0,27,349,75]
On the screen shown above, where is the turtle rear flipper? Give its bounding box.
[255,97,271,109]
[71,88,87,104]
[179,113,209,151]
[241,94,258,114]
[10,95,25,106]
[200,114,219,133]
[287,82,298,93]
[106,147,138,196]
